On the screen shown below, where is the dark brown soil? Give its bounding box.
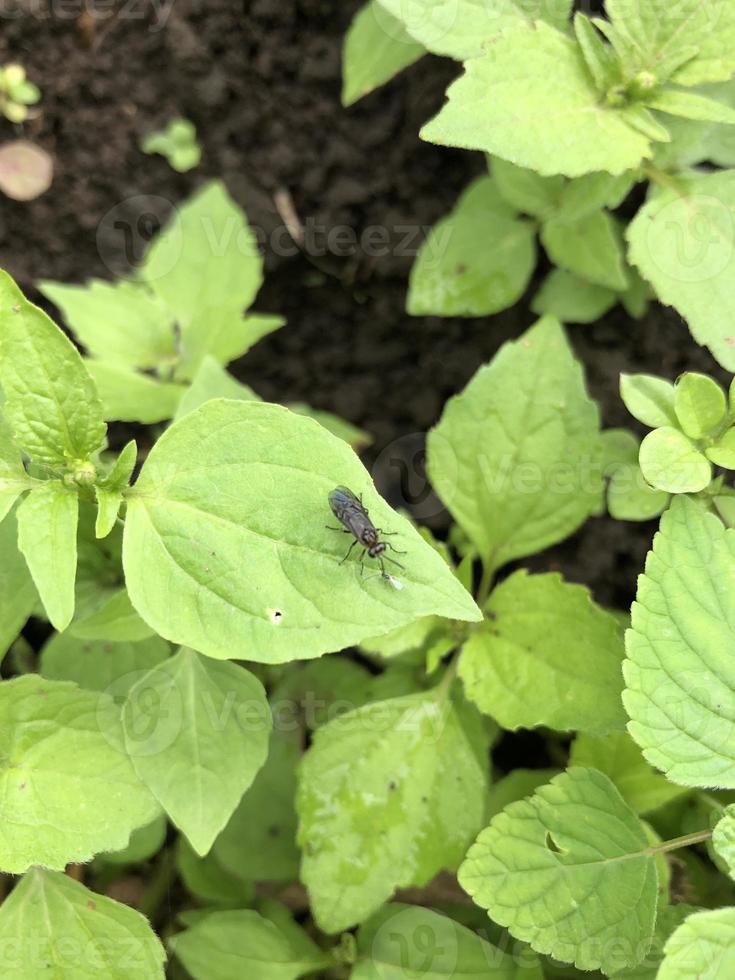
[0,0,718,618]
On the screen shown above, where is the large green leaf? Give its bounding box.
[139,180,263,332]
[421,24,654,177]
[122,648,271,854]
[427,316,601,572]
[606,0,735,86]
[610,905,700,980]
[170,909,331,980]
[0,868,166,978]
[624,496,735,787]
[0,674,158,872]
[0,509,36,661]
[712,804,735,879]
[0,270,106,467]
[375,0,572,60]
[342,0,424,106]
[658,907,735,978]
[17,480,79,631]
[570,731,688,814]
[297,683,488,932]
[458,768,658,974]
[459,571,626,733]
[627,170,735,371]
[38,278,175,370]
[212,728,300,881]
[123,400,480,663]
[353,903,544,980]
[407,177,535,317]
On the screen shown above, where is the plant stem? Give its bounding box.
[647,828,712,855]
[642,164,686,196]
[138,848,176,923]
[476,559,495,607]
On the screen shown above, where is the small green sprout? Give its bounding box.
[0,64,41,124]
[141,117,201,173]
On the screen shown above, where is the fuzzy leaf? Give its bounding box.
[0,868,165,978]
[712,804,735,878]
[674,372,727,439]
[85,360,186,424]
[427,316,601,572]
[40,633,170,694]
[658,908,735,978]
[0,509,36,661]
[620,373,677,428]
[541,210,629,291]
[458,767,658,974]
[532,270,617,324]
[174,356,259,421]
[297,685,488,932]
[123,400,480,664]
[122,648,271,855]
[639,427,711,493]
[459,571,626,733]
[627,170,735,371]
[0,674,158,872]
[0,271,106,467]
[421,24,653,177]
[624,496,735,787]
[407,177,536,317]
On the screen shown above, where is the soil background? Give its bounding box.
[0,0,720,618]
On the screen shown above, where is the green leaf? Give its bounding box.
[0,515,35,663]
[288,403,373,450]
[0,674,158,872]
[374,0,572,60]
[712,804,735,878]
[342,0,424,106]
[706,426,735,468]
[606,0,735,86]
[459,571,626,733]
[490,157,564,220]
[0,868,166,978]
[0,415,32,523]
[69,588,155,642]
[627,170,735,371]
[353,903,544,980]
[174,355,259,421]
[573,12,620,91]
[407,176,536,317]
[427,316,601,572]
[271,655,372,729]
[0,270,106,467]
[40,632,170,694]
[639,427,711,493]
[101,813,167,865]
[421,24,653,178]
[38,279,175,370]
[139,180,263,330]
[177,311,284,382]
[541,210,629,291]
[624,495,735,787]
[674,372,727,439]
[646,88,735,124]
[17,480,78,631]
[658,908,735,978]
[532,270,617,325]
[570,731,688,814]
[458,767,658,974]
[212,728,300,881]
[141,117,201,173]
[122,648,271,855]
[171,908,330,980]
[177,837,255,906]
[297,684,489,932]
[608,462,670,521]
[86,359,186,424]
[556,170,637,223]
[620,373,677,428]
[96,440,137,538]
[123,400,480,664]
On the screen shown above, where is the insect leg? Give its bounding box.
[385,541,407,555]
[326,524,351,532]
[359,549,367,576]
[383,554,405,570]
[339,540,358,564]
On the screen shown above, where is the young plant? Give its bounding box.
[0,63,40,123]
[141,117,202,173]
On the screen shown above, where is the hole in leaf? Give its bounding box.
[545,831,563,854]
[267,608,283,625]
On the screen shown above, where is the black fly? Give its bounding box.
[327,486,405,578]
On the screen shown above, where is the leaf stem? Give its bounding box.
[647,828,712,855]
[642,164,687,196]
[476,559,495,607]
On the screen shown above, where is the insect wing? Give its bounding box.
[328,486,372,540]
